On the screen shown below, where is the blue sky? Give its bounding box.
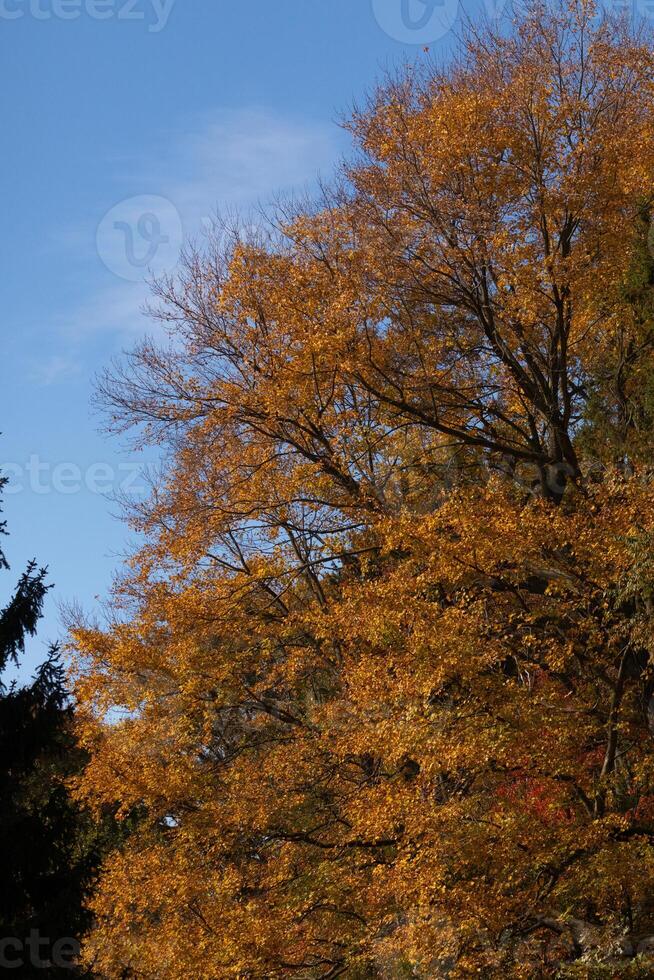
[0,0,514,676]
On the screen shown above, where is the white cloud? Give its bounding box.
[30,353,82,386]
[166,108,341,222]
[59,282,153,340]
[57,108,343,342]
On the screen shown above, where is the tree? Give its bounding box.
[72,3,654,976]
[579,203,654,468]
[0,474,114,977]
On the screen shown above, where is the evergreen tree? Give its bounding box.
[0,473,111,978]
[578,204,654,470]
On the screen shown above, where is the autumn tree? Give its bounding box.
[72,3,654,976]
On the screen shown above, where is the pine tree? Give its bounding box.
[0,473,111,978]
[578,204,654,470]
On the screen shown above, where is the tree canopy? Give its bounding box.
[71,3,654,976]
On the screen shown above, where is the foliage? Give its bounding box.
[0,476,119,977]
[71,3,654,976]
